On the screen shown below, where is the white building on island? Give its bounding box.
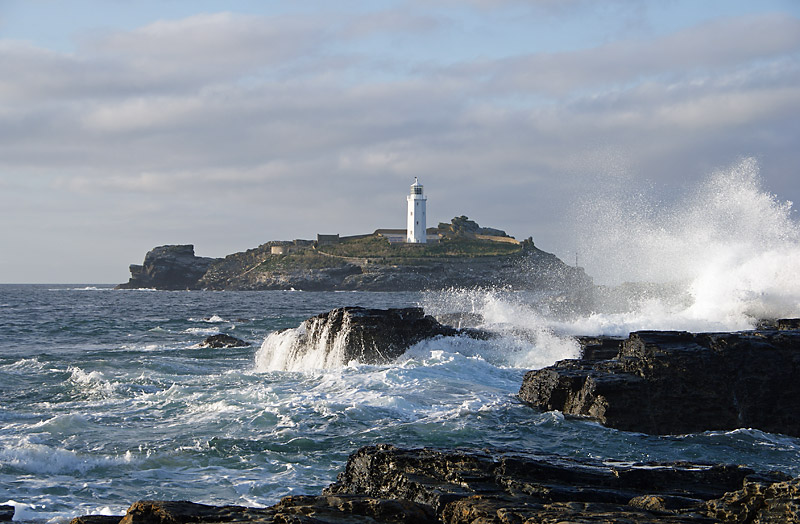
[406,177,427,244]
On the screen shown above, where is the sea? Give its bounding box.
[2,159,800,522]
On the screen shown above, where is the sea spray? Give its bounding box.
[418,159,799,338]
[421,288,581,368]
[255,316,352,372]
[566,157,800,333]
[256,297,580,372]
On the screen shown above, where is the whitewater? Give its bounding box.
[1,159,799,522]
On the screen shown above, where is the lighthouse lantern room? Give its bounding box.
[406,177,427,243]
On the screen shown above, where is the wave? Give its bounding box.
[0,436,132,475]
[184,327,229,337]
[253,305,579,372]
[426,159,800,338]
[564,157,800,334]
[189,315,228,323]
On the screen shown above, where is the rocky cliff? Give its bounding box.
[519,324,800,437]
[117,245,216,290]
[117,221,591,293]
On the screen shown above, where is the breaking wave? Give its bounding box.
[254,301,579,373]
[569,157,800,333]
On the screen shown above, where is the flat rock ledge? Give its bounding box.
[70,445,799,524]
[520,322,800,436]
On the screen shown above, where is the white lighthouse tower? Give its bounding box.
[407,177,427,243]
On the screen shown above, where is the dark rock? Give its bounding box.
[117,245,217,290]
[520,324,800,436]
[325,444,794,523]
[297,307,461,365]
[114,496,434,524]
[196,334,250,349]
[69,516,123,524]
[577,335,625,361]
[778,318,800,330]
[704,474,799,523]
[0,506,14,522]
[272,494,437,523]
[437,215,510,238]
[122,231,592,294]
[118,500,272,524]
[71,445,800,524]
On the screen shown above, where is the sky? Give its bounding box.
[1,0,799,284]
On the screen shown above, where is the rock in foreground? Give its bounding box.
[520,323,800,436]
[80,445,799,524]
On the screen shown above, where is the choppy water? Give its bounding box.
[2,159,800,522]
[1,285,799,523]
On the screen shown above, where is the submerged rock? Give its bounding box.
[519,323,800,436]
[196,333,250,349]
[0,506,13,522]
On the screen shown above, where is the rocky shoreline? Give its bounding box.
[116,241,591,295]
[69,444,799,523]
[60,310,800,523]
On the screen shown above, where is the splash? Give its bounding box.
[570,157,799,332]
[421,159,799,338]
[420,288,581,368]
[255,299,580,372]
[254,314,353,372]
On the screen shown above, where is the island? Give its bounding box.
[117,216,591,293]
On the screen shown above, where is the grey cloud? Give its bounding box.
[1,6,799,282]
[470,13,800,96]
[340,8,444,39]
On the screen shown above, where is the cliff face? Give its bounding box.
[118,242,591,294]
[117,218,592,293]
[519,325,800,437]
[117,245,217,290]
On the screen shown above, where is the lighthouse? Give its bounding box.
[407,177,427,243]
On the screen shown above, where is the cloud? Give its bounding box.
[466,13,800,96]
[1,5,799,282]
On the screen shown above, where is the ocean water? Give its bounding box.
[2,159,800,522]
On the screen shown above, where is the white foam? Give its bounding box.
[566,157,800,334]
[190,315,227,323]
[0,437,132,475]
[255,318,351,372]
[185,327,225,336]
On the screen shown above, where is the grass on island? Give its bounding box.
[317,234,523,260]
[255,249,351,271]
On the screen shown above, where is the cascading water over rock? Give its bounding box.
[255,307,473,371]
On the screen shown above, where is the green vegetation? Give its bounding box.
[317,234,522,260]
[255,249,350,271]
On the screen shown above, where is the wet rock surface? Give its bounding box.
[196,334,250,349]
[520,323,800,436]
[76,445,799,524]
[297,307,485,365]
[0,506,13,522]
